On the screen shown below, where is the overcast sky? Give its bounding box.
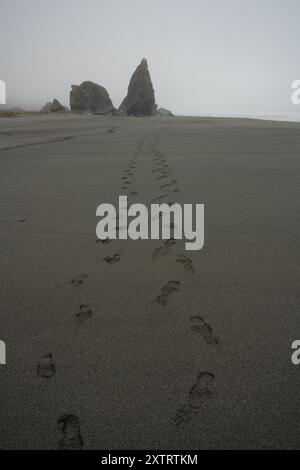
[1,0,300,115]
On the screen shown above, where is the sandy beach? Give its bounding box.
[0,113,299,449]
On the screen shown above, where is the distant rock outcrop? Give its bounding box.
[119,59,156,116]
[40,102,52,113]
[156,107,174,117]
[51,99,65,112]
[40,99,66,113]
[70,81,115,114]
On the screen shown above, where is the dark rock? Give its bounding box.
[40,99,66,113]
[40,102,52,113]
[70,81,114,114]
[51,99,65,112]
[119,58,156,116]
[156,107,174,117]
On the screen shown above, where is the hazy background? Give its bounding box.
[1,0,300,116]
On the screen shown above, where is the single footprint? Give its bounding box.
[160,179,178,190]
[57,414,83,450]
[172,372,215,426]
[103,254,121,264]
[96,238,112,244]
[190,316,218,345]
[130,190,138,195]
[69,274,88,286]
[17,219,27,223]
[189,372,215,409]
[37,353,55,378]
[152,238,176,259]
[76,304,92,324]
[155,280,180,305]
[156,174,168,180]
[176,255,195,274]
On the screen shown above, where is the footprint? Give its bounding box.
[130,191,138,195]
[176,255,195,274]
[155,280,180,305]
[103,254,121,264]
[160,179,178,190]
[70,278,83,286]
[17,219,27,223]
[76,304,92,324]
[171,404,194,427]
[152,194,168,203]
[96,238,112,244]
[156,174,168,180]
[172,372,215,426]
[190,316,218,345]
[58,414,83,450]
[152,238,176,259]
[69,274,88,286]
[37,353,55,378]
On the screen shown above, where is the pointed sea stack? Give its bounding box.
[119,59,156,116]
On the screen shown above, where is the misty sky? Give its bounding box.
[1,0,300,115]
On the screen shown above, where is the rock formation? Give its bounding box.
[40,102,52,113]
[40,99,66,113]
[156,107,174,117]
[51,99,65,112]
[119,59,156,116]
[70,81,114,114]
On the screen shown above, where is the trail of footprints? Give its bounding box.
[147,132,196,276]
[35,131,153,449]
[113,127,218,426]
[37,127,219,447]
[147,129,220,427]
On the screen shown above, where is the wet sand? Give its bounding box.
[0,113,299,449]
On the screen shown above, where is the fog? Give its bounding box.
[1,0,300,116]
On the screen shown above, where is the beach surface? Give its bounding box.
[0,113,299,449]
